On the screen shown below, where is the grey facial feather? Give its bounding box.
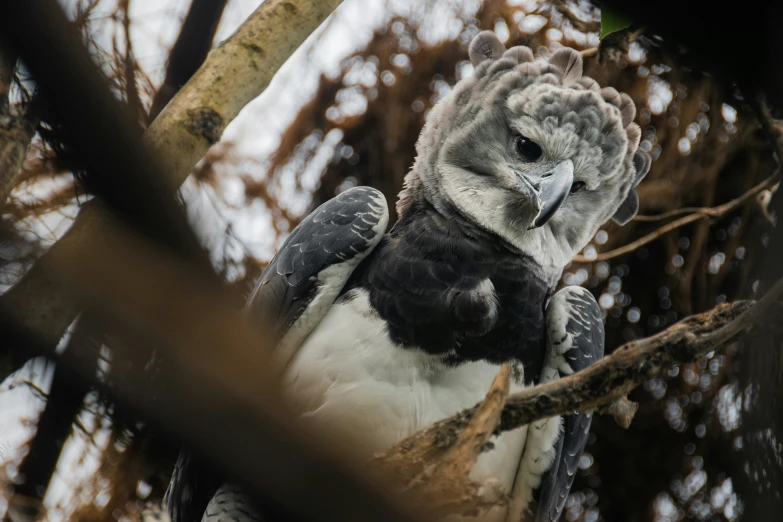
[398,30,651,268]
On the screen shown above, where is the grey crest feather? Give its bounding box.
[576,76,600,91]
[626,122,641,152]
[548,48,583,86]
[469,30,506,65]
[599,86,622,107]
[618,93,637,127]
[611,189,640,225]
[611,150,651,225]
[503,45,535,64]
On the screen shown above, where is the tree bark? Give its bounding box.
[147,0,229,123]
[144,0,343,191]
[374,277,783,474]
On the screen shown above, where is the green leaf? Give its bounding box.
[600,9,632,39]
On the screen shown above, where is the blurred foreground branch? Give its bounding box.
[2,1,234,509]
[0,0,344,379]
[0,3,418,521]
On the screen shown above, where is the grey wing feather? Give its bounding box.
[201,484,263,522]
[166,187,388,522]
[537,287,605,522]
[246,185,388,347]
[165,451,222,522]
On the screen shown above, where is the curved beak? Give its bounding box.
[514,160,574,229]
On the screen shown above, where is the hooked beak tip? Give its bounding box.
[516,160,575,229]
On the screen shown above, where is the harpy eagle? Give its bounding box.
[166,31,650,522]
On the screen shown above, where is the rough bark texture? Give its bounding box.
[2,206,422,522]
[147,0,228,123]
[145,0,344,191]
[369,365,511,517]
[372,277,783,494]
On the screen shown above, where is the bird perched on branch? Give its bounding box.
[166,31,649,522]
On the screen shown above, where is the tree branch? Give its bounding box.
[370,365,511,517]
[0,0,344,371]
[147,0,228,123]
[7,312,102,522]
[373,277,783,483]
[145,0,344,191]
[574,172,779,262]
[546,0,600,34]
[1,202,423,522]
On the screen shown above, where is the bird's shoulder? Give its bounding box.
[246,186,389,356]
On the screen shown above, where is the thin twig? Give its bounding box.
[633,174,779,222]
[574,173,778,262]
[752,95,783,147]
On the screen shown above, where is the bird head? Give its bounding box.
[398,31,650,269]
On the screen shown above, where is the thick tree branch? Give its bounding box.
[1,6,410,520]
[374,277,783,478]
[147,0,228,122]
[145,0,344,191]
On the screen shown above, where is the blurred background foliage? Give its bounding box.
[1,0,781,521]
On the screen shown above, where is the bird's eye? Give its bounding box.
[570,181,586,194]
[515,136,542,161]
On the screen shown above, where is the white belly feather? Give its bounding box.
[283,289,531,493]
